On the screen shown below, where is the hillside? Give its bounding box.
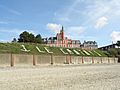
[0,42,108,57]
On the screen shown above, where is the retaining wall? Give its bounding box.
[36,55,51,64]
[83,57,93,64]
[94,57,102,64]
[53,56,66,64]
[13,54,33,66]
[0,54,118,67]
[0,54,11,66]
[71,56,83,64]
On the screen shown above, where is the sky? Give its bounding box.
[0,0,120,47]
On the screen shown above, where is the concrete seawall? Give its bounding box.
[0,54,118,67]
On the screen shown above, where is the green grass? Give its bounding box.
[0,42,108,57]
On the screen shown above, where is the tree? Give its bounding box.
[18,31,30,42]
[108,48,118,57]
[18,31,35,43]
[17,31,42,43]
[35,34,42,43]
[29,33,35,43]
[12,38,17,42]
[116,41,120,47]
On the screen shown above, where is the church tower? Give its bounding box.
[60,26,64,46]
[60,26,64,40]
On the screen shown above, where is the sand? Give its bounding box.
[0,64,120,90]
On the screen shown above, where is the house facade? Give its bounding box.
[81,41,98,50]
[43,26,81,48]
[42,26,98,49]
[98,44,119,51]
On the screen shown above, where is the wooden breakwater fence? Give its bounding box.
[0,54,118,67]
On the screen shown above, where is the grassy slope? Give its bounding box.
[0,42,108,57]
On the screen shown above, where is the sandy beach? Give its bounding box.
[0,64,120,90]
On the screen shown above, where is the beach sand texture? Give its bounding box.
[0,64,120,90]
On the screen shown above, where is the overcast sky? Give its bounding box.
[0,0,120,47]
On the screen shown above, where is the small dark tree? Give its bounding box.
[116,41,120,47]
[12,38,17,42]
[35,34,42,43]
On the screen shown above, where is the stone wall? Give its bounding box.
[13,54,33,66]
[53,56,66,64]
[71,56,83,64]
[36,55,51,64]
[0,54,11,66]
[0,54,118,67]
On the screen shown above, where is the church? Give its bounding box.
[43,26,81,48]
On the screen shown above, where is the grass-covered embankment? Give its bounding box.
[0,42,108,57]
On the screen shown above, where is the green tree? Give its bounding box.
[18,31,30,42]
[116,41,120,47]
[108,48,118,57]
[29,33,35,43]
[12,38,17,42]
[117,48,120,55]
[35,34,42,43]
[18,31,42,43]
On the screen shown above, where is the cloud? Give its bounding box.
[66,26,85,39]
[67,26,84,35]
[9,9,22,16]
[111,31,120,42]
[83,0,120,25]
[0,28,36,35]
[54,0,120,27]
[0,39,10,43]
[53,0,81,22]
[0,4,22,15]
[46,23,84,40]
[56,17,70,22]
[95,17,108,29]
[0,21,8,24]
[46,23,62,33]
[0,28,36,42]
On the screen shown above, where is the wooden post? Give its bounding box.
[108,57,110,63]
[66,55,69,64]
[101,57,102,63]
[92,56,94,64]
[66,55,67,64]
[33,54,36,66]
[114,57,115,63]
[82,56,84,64]
[70,55,72,64]
[10,53,14,67]
[51,54,53,65]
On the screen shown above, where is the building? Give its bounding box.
[44,26,81,48]
[81,41,98,50]
[98,44,119,51]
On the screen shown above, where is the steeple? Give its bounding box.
[60,26,64,33]
[60,25,64,40]
[62,25,64,31]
